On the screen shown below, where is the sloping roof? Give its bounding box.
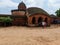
[12,15,27,18]
[27,7,49,16]
[11,9,26,12]
[0,14,11,17]
[50,14,57,18]
[50,14,60,19]
[0,14,27,18]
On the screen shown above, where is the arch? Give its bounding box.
[32,17,36,24]
[44,17,48,23]
[44,17,48,26]
[38,17,43,26]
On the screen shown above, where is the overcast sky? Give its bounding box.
[0,0,60,15]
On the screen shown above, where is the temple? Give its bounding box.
[0,1,60,27]
[11,2,51,26]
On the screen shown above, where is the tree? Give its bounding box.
[0,17,12,26]
[3,17,12,23]
[0,17,12,22]
[55,8,60,17]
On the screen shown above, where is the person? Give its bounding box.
[42,21,46,28]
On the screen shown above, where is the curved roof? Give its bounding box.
[27,7,49,16]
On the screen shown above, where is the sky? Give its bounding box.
[0,0,60,15]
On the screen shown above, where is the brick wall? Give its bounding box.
[27,14,51,26]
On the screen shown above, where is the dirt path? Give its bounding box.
[0,25,60,45]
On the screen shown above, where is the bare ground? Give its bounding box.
[0,25,60,45]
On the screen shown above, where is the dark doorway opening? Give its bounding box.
[44,17,48,26]
[32,17,36,24]
[38,17,43,26]
[44,18,48,23]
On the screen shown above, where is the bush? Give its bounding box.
[0,17,12,22]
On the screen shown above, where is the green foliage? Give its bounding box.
[55,8,60,17]
[0,16,12,22]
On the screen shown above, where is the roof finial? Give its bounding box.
[21,1,24,3]
[18,1,26,10]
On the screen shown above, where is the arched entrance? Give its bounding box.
[44,17,48,26]
[38,17,43,26]
[44,18,48,23]
[32,17,36,24]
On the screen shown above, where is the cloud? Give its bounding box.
[0,0,60,14]
[12,0,22,3]
[23,0,46,8]
[0,0,18,14]
[47,0,60,14]
[22,0,36,7]
[48,0,60,8]
[0,0,18,8]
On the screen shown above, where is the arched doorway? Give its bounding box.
[32,17,36,24]
[38,17,43,26]
[44,18,48,23]
[44,17,48,26]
